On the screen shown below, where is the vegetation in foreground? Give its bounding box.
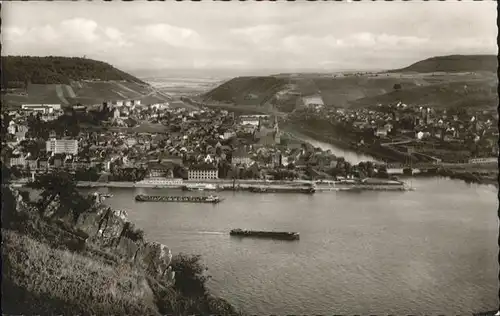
[1,169,244,316]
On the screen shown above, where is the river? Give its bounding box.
[285,129,380,164]
[88,138,498,315]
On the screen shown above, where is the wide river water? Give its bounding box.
[87,137,499,315]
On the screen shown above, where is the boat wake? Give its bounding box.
[197,231,226,235]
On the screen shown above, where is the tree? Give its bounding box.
[170,254,210,297]
[27,170,91,222]
[376,165,389,179]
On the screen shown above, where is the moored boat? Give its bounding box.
[182,183,218,191]
[135,194,223,203]
[248,186,315,194]
[230,228,300,241]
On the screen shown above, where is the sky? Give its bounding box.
[2,1,497,76]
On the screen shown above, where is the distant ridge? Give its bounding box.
[2,56,146,88]
[390,54,497,73]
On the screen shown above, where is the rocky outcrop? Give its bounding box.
[9,188,174,284]
[76,205,174,283]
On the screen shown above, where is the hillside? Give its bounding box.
[350,78,498,109]
[201,54,498,112]
[202,76,287,106]
[390,55,497,73]
[2,56,146,87]
[1,56,171,108]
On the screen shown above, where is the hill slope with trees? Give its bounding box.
[2,56,171,107]
[2,56,146,88]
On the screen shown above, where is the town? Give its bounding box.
[2,93,498,187]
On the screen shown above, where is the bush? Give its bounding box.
[170,253,209,297]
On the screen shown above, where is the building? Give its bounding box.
[21,104,61,114]
[374,126,389,137]
[240,115,262,126]
[272,152,282,168]
[232,148,252,166]
[187,165,218,180]
[468,157,497,164]
[46,139,79,155]
[10,154,27,167]
[26,157,39,170]
[126,138,137,147]
[301,94,325,107]
[223,131,236,139]
[147,162,175,178]
[50,154,66,168]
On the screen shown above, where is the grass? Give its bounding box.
[2,229,159,315]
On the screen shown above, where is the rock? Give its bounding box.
[75,207,128,247]
[115,237,140,263]
[135,242,173,279]
[98,209,128,243]
[74,209,104,237]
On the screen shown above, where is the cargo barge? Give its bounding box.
[135,194,223,203]
[230,229,300,241]
[248,186,316,194]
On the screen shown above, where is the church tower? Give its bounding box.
[273,116,281,144]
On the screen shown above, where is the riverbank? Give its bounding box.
[1,184,244,315]
[71,179,412,192]
[284,124,498,187]
[416,168,498,187]
[283,124,389,162]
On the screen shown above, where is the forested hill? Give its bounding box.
[2,56,146,88]
[390,54,497,73]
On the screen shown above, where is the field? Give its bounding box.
[2,81,171,108]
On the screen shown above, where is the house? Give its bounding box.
[374,126,389,137]
[50,153,66,168]
[38,157,49,170]
[232,148,252,166]
[10,154,27,167]
[26,157,39,170]
[240,115,261,126]
[223,131,236,139]
[46,139,79,155]
[113,108,121,119]
[187,164,218,180]
[15,125,28,142]
[126,138,137,147]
